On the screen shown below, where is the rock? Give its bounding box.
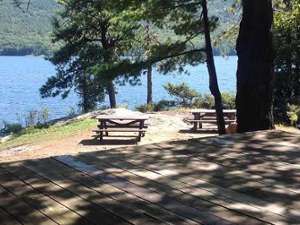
[0,135,12,143]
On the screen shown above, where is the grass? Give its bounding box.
[275,124,300,134]
[0,113,299,152]
[0,118,96,151]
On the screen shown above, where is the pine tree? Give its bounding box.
[236,0,275,132]
[115,0,227,134]
[273,0,300,123]
[40,0,142,109]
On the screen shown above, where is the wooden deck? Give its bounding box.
[0,130,299,225]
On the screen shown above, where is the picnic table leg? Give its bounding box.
[99,120,104,142]
[104,121,108,136]
[199,122,202,129]
[193,113,201,131]
[138,120,144,142]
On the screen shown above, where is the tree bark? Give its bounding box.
[81,74,89,113]
[202,0,226,135]
[236,0,275,132]
[147,65,153,104]
[107,81,117,108]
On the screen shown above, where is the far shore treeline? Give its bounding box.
[0,0,235,56]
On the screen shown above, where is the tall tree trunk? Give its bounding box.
[147,65,153,104]
[81,74,89,113]
[202,0,226,135]
[236,0,274,132]
[107,81,117,108]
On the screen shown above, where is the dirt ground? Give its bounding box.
[1,109,299,163]
[0,111,216,163]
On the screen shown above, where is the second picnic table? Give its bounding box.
[189,109,236,131]
[94,114,149,142]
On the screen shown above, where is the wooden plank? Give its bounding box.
[94,129,146,132]
[0,171,69,225]
[91,138,300,194]
[24,158,199,225]
[0,207,23,225]
[97,125,148,129]
[75,154,287,225]
[109,144,300,219]
[0,168,101,225]
[97,116,149,120]
[1,164,129,225]
[6,161,168,225]
[92,144,300,216]
[0,184,56,225]
[184,120,235,124]
[57,155,267,225]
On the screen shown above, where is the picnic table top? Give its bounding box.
[97,114,149,120]
[191,109,236,114]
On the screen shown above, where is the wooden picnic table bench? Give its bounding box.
[185,109,236,131]
[94,115,149,142]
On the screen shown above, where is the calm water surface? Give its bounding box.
[0,56,237,125]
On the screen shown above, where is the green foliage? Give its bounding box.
[136,100,176,112]
[0,0,59,55]
[66,107,77,118]
[24,109,50,127]
[193,94,215,109]
[0,122,23,135]
[136,103,155,113]
[164,83,200,107]
[0,118,96,150]
[40,0,143,111]
[0,0,236,56]
[222,92,236,109]
[38,108,50,124]
[155,100,176,111]
[273,0,300,123]
[25,110,39,127]
[287,104,300,126]
[164,82,235,109]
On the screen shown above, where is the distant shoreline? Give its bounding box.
[0,48,236,57]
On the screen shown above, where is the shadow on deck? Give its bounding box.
[0,130,300,225]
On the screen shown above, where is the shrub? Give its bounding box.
[0,122,23,136]
[164,83,200,107]
[23,108,51,128]
[38,108,50,124]
[67,107,77,118]
[222,92,236,109]
[25,110,39,127]
[136,100,176,112]
[164,83,236,110]
[154,100,176,111]
[136,103,155,113]
[192,93,235,109]
[287,104,300,126]
[192,94,214,109]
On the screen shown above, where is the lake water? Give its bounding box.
[0,56,237,126]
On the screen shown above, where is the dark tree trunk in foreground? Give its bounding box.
[107,81,117,108]
[202,0,226,135]
[236,0,274,132]
[147,65,153,104]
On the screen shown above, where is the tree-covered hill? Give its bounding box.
[0,0,236,56]
[0,0,59,55]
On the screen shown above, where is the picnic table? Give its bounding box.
[187,109,236,131]
[94,114,149,142]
